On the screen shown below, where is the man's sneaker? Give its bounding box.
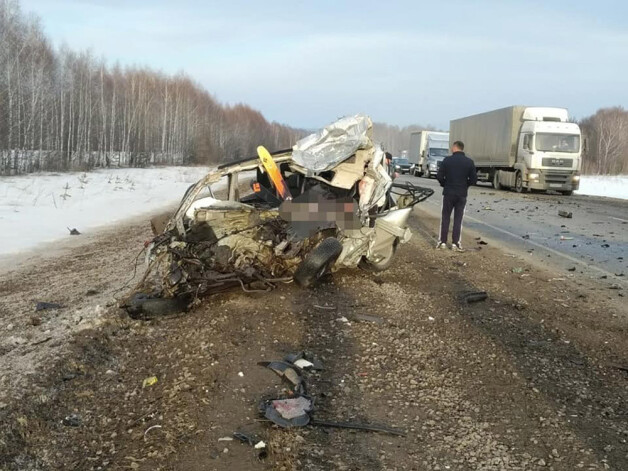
[436,242,447,250]
[451,243,464,252]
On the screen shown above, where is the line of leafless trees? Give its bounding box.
[580,107,628,175]
[0,0,304,175]
[372,122,438,156]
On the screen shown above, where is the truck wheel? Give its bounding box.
[514,172,523,193]
[294,238,343,288]
[359,238,399,272]
[492,171,502,190]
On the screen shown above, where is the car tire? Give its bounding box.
[294,237,343,288]
[514,172,523,193]
[359,238,398,272]
[560,190,573,196]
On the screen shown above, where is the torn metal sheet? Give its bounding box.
[292,114,372,173]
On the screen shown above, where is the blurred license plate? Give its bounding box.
[550,184,562,188]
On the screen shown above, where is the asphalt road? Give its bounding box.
[400,173,628,285]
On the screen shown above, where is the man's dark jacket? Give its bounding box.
[436,151,477,197]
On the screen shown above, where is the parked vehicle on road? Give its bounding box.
[124,115,433,317]
[392,157,412,174]
[408,131,450,178]
[450,106,582,195]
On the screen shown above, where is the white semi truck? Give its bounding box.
[449,106,582,195]
[408,131,449,178]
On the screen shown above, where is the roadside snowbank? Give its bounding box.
[0,167,211,256]
[576,175,628,200]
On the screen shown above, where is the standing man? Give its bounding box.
[436,141,477,251]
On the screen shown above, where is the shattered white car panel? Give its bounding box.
[124,115,433,315]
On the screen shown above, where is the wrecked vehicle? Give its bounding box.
[124,115,433,316]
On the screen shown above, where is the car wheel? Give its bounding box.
[560,190,573,196]
[359,238,398,272]
[294,238,343,288]
[514,172,523,193]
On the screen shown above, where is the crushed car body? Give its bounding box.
[123,115,433,316]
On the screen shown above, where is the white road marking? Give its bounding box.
[610,216,628,223]
[417,200,627,285]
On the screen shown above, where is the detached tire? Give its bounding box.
[294,238,343,288]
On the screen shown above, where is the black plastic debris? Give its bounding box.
[568,267,576,272]
[233,431,268,460]
[352,314,385,324]
[522,234,530,240]
[558,210,572,218]
[284,351,324,370]
[67,227,81,235]
[601,244,610,248]
[259,396,406,436]
[62,414,81,427]
[258,361,304,392]
[35,302,63,311]
[261,396,313,428]
[310,419,406,436]
[477,240,488,245]
[124,292,190,319]
[461,291,488,304]
[233,431,257,446]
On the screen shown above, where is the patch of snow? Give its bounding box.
[576,175,628,200]
[0,166,212,256]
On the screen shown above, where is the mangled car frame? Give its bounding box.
[125,115,433,315]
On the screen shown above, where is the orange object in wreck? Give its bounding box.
[257,145,292,200]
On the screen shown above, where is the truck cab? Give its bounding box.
[423,146,449,178]
[516,108,581,194]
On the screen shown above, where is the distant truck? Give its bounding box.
[449,106,581,195]
[408,131,450,178]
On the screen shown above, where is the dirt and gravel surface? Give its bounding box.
[1,199,627,470]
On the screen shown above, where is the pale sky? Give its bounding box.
[19,0,628,129]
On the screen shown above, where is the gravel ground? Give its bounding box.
[0,205,626,470]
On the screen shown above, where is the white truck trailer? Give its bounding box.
[449,106,582,195]
[408,131,449,178]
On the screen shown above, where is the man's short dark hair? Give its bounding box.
[453,140,464,150]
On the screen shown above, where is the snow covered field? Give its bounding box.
[576,175,628,200]
[0,167,211,257]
